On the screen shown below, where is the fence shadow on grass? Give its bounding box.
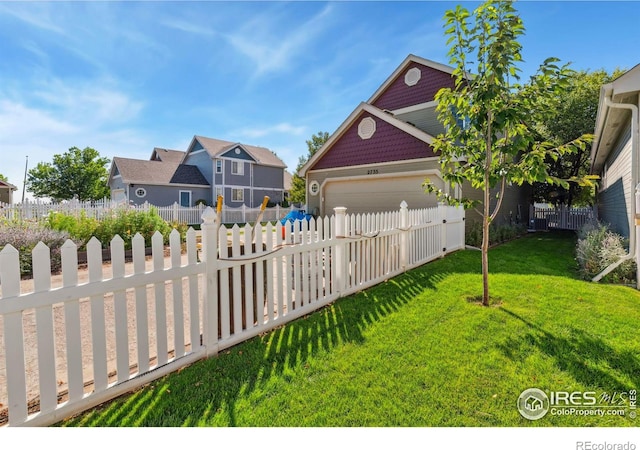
[497,308,639,392]
[60,268,438,427]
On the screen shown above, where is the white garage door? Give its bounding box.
[322,173,444,216]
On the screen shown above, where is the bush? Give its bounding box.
[465,221,527,247]
[576,222,636,284]
[46,207,188,250]
[0,219,72,277]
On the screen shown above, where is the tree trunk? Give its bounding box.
[482,187,490,306]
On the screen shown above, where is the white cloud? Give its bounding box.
[223,4,334,77]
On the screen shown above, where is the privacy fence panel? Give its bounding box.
[0,202,464,427]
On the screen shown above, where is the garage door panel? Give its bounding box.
[323,174,443,215]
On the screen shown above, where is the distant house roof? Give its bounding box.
[151,147,185,164]
[111,157,209,187]
[191,135,287,169]
[0,179,18,191]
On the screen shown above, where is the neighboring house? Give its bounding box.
[0,179,17,204]
[283,171,292,205]
[109,136,288,208]
[590,63,640,267]
[298,54,529,226]
[182,136,287,208]
[109,147,210,207]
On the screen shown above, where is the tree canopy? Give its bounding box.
[532,68,625,206]
[27,147,111,202]
[289,131,329,205]
[424,0,594,305]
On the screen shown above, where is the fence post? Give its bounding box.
[438,202,447,256]
[399,201,408,269]
[201,207,219,357]
[334,206,348,294]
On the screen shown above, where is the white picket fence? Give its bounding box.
[0,202,464,427]
[529,204,597,231]
[0,199,293,225]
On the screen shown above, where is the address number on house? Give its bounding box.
[367,169,379,175]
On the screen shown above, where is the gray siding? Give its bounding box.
[253,165,284,189]
[598,122,632,239]
[183,149,213,185]
[225,160,251,186]
[463,181,531,227]
[129,184,211,207]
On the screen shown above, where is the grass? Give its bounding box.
[59,231,639,427]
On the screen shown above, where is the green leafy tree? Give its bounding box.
[532,69,625,206]
[290,131,329,205]
[0,174,7,182]
[27,147,110,202]
[424,0,594,305]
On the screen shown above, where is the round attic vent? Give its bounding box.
[404,67,421,86]
[358,117,376,140]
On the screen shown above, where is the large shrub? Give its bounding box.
[576,222,636,284]
[0,219,72,277]
[46,207,188,250]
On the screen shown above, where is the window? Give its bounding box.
[232,161,244,175]
[135,187,147,198]
[309,180,320,196]
[216,160,222,173]
[232,188,244,202]
[179,191,191,207]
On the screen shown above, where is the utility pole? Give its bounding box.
[21,155,28,204]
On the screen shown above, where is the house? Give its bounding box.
[0,179,17,205]
[590,63,640,282]
[108,136,288,208]
[298,54,530,226]
[109,147,210,207]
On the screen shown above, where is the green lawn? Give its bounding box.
[60,231,639,427]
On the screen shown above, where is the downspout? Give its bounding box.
[592,94,639,287]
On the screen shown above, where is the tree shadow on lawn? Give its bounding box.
[61,269,437,426]
[497,308,639,392]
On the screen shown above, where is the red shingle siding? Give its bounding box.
[311,113,436,170]
[372,63,455,111]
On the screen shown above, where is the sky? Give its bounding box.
[1,1,640,203]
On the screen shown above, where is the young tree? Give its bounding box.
[290,131,329,205]
[27,147,111,202]
[424,0,594,305]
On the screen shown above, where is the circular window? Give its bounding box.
[309,180,320,196]
[135,187,147,198]
[235,148,241,154]
[358,117,376,140]
[404,67,421,86]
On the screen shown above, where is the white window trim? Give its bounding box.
[232,160,244,175]
[134,187,147,198]
[179,190,192,207]
[231,188,244,202]
[216,160,222,174]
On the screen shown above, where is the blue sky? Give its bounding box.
[1,1,639,202]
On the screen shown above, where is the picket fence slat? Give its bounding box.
[132,234,150,375]
[61,240,83,403]
[87,237,108,393]
[170,230,185,359]
[152,232,168,367]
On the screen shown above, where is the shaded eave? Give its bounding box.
[591,63,640,174]
[298,102,436,177]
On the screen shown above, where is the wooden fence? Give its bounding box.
[529,204,597,231]
[0,202,464,427]
[0,199,293,225]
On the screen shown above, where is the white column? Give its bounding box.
[201,207,219,356]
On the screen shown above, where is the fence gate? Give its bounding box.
[529,205,597,231]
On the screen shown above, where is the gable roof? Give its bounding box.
[151,147,185,163]
[190,135,287,168]
[299,102,436,176]
[0,179,17,191]
[591,63,640,173]
[367,54,457,109]
[111,157,209,187]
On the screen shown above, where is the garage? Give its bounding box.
[321,171,444,216]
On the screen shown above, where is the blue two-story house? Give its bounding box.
[108,135,288,208]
